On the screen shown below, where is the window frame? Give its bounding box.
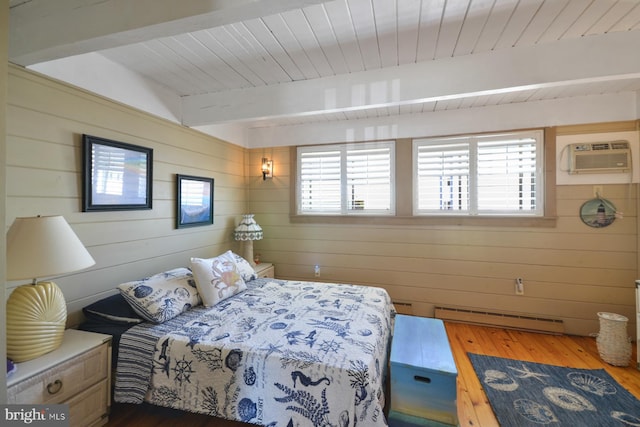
[412,130,544,217]
[290,128,556,227]
[296,141,396,216]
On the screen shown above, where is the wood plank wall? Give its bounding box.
[248,129,638,337]
[5,65,249,326]
[5,64,638,339]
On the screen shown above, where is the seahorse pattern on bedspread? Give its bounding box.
[114,278,393,426]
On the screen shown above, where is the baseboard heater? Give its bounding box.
[434,306,564,335]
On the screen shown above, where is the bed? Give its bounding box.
[82,254,394,427]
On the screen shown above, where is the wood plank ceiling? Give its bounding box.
[10,0,640,129]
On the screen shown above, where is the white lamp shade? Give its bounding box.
[7,215,96,281]
[234,214,263,241]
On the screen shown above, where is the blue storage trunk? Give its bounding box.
[389,315,458,426]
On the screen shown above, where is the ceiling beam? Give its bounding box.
[181,31,640,126]
[9,0,328,65]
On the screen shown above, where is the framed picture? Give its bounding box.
[82,134,153,211]
[580,198,616,228]
[177,174,214,228]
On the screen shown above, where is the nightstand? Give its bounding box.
[254,262,275,278]
[7,329,112,427]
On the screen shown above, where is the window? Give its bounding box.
[297,141,395,215]
[413,130,543,216]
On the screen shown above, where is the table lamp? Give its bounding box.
[6,215,96,362]
[234,214,263,267]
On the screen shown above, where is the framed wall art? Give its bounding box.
[580,197,617,228]
[176,174,214,228]
[82,134,153,211]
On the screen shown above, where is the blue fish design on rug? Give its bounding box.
[468,353,640,427]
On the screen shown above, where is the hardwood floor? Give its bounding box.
[106,321,640,427]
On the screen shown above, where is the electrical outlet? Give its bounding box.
[515,278,524,295]
[593,185,603,198]
[314,265,321,277]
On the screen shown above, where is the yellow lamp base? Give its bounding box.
[6,281,67,362]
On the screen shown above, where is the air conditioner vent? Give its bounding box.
[569,140,631,174]
[611,141,630,150]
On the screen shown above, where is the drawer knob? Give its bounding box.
[47,379,63,395]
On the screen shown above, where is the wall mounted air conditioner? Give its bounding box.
[569,141,631,174]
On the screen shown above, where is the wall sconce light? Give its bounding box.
[262,158,273,180]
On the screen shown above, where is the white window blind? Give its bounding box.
[297,142,395,215]
[414,131,543,216]
[416,143,470,212]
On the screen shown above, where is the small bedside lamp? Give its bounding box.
[234,214,263,267]
[6,215,96,362]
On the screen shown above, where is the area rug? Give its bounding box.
[468,352,640,427]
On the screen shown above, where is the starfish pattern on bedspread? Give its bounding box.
[115,278,393,426]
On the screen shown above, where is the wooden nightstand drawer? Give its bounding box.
[68,378,110,427]
[8,342,109,405]
[7,329,112,427]
[254,262,274,278]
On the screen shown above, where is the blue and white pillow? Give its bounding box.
[118,267,201,323]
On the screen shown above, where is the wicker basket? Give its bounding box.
[596,312,632,367]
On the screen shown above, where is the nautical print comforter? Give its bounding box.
[114,278,393,426]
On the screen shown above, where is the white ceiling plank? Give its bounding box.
[396,0,422,64]
[303,4,350,75]
[203,27,268,87]
[324,0,366,73]
[498,89,529,104]
[608,2,640,31]
[416,0,446,61]
[473,0,518,52]
[281,9,335,77]
[182,30,640,125]
[585,1,639,35]
[186,29,258,89]
[453,0,494,56]
[373,0,399,68]
[398,104,412,114]
[222,23,290,85]
[435,97,463,110]
[226,22,294,85]
[169,33,252,91]
[459,94,479,108]
[435,0,470,58]
[143,39,216,94]
[9,0,329,65]
[242,18,306,82]
[348,0,383,69]
[248,15,319,81]
[156,37,227,93]
[515,0,571,46]
[561,0,619,39]
[537,0,590,43]
[493,0,543,50]
[483,92,507,107]
[16,0,640,140]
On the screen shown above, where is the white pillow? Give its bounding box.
[118,268,201,323]
[190,256,247,307]
[218,250,257,282]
